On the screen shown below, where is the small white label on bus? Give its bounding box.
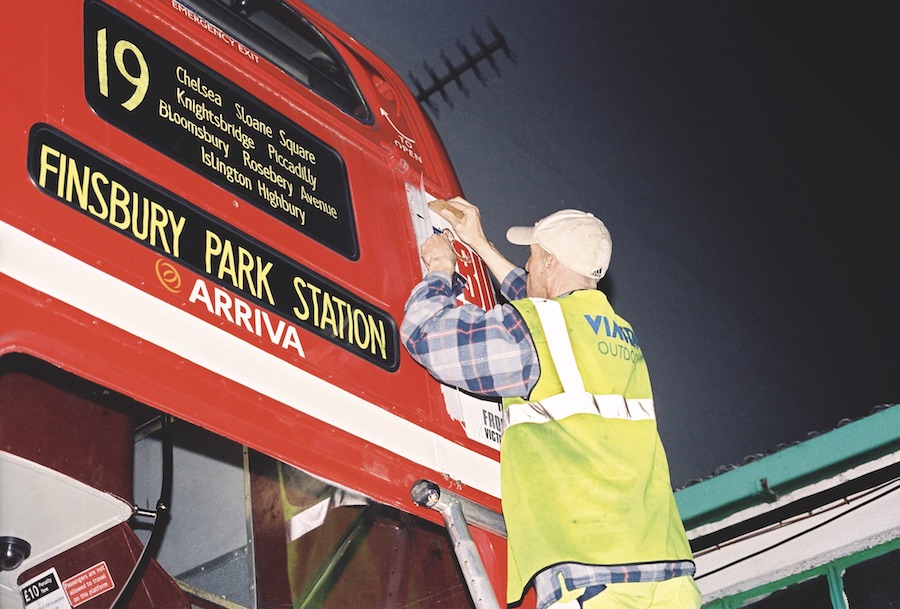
[20,568,68,609]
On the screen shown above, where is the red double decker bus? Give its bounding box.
[1,2,510,608]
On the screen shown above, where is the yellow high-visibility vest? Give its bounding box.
[502,292,693,603]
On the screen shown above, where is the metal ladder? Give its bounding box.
[411,480,506,609]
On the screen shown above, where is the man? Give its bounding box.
[401,197,700,609]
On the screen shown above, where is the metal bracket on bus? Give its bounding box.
[110,414,175,609]
[411,480,504,609]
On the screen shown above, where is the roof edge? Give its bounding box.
[675,404,900,529]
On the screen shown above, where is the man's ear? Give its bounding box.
[545,253,557,272]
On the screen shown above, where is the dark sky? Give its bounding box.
[305,1,899,487]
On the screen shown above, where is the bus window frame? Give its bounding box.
[173,0,373,124]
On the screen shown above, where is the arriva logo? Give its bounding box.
[155,259,182,293]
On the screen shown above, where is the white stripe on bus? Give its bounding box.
[0,221,501,499]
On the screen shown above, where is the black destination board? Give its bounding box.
[28,124,398,370]
[84,0,358,259]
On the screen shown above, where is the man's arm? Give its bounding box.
[402,206,538,397]
[400,272,539,398]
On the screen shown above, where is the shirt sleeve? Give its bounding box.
[400,270,539,398]
[500,267,528,301]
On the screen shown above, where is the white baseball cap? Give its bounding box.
[507,209,612,279]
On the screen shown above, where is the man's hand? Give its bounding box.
[434,197,491,252]
[420,232,458,276]
[432,196,517,284]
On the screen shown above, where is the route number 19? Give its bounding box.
[96,27,149,111]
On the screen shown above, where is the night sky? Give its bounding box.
[305,1,899,487]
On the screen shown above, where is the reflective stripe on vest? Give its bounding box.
[504,392,655,427]
[504,298,656,429]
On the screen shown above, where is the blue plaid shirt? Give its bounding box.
[400,267,541,398]
[533,561,696,609]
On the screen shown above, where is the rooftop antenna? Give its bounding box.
[410,18,516,116]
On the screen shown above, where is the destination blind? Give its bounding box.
[83,0,358,259]
[27,125,398,370]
